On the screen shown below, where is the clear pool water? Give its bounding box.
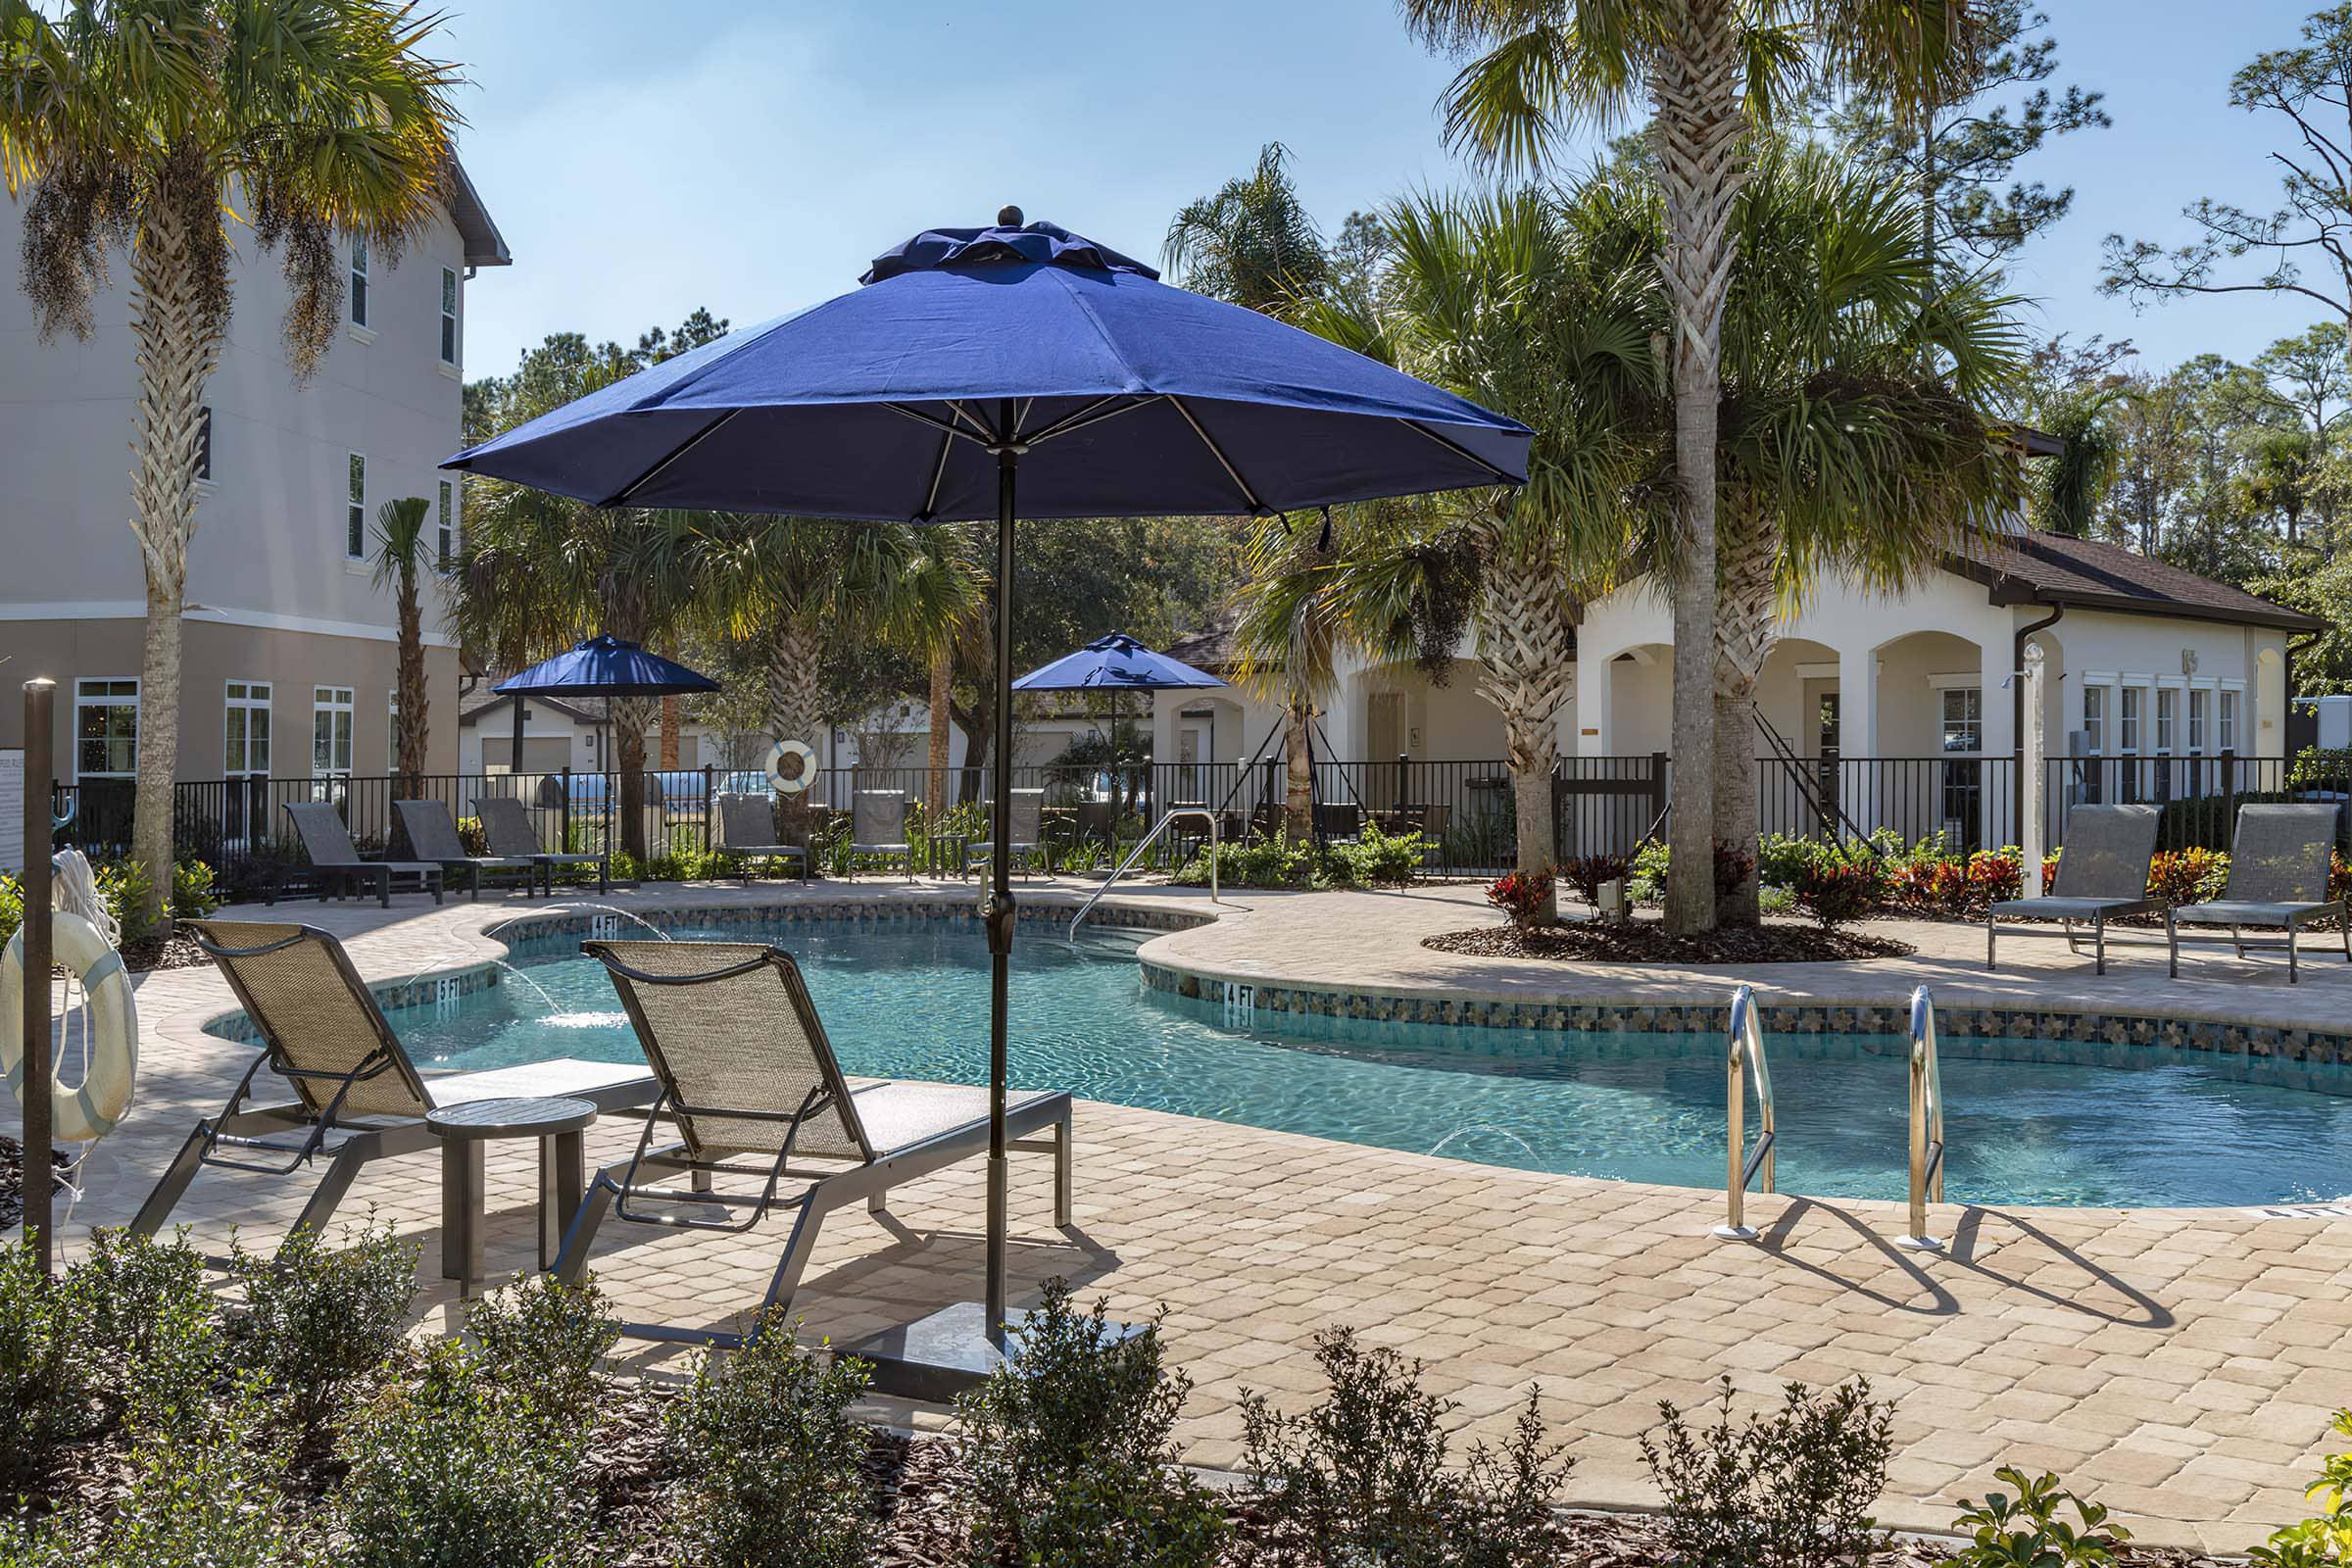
[364,917,2352,1209]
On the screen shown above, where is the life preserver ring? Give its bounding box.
[2,911,138,1142]
[768,739,818,795]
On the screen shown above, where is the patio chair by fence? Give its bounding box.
[280,802,444,908]
[2173,803,2350,983]
[130,921,655,1247]
[473,795,609,895]
[555,940,1074,1346]
[1986,803,2172,977]
[849,790,914,880]
[1315,803,1362,842]
[393,799,539,900]
[1004,787,1053,875]
[714,793,809,882]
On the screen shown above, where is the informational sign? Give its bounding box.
[0,749,22,873]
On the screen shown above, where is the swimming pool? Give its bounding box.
[357,915,2352,1209]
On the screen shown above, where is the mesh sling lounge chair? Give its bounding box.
[2173,803,2350,983]
[1002,787,1054,876]
[553,940,1075,1347]
[130,920,657,1247]
[849,789,915,880]
[714,793,809,881]
[473,794,609,895]
[281,801,444,907]
[393,799,540,900]
[1986,803,2174,977]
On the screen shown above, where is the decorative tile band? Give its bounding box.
[1137,962,2352,1066]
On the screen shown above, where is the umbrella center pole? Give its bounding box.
[983,428,1022,1346]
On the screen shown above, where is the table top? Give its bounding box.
[425,1095,600,1140]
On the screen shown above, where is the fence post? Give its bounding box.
[1646,752,1669,837]
[560,766,572,855]
[21,678,53,1275]
[1396,753,1409,807]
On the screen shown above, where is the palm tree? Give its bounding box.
[369,497,435,795]
[0,0,463,918]
[1163,142,1332,314]
[1399,0,1980,933]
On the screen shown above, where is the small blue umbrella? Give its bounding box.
[1011,632,1226,694]
[493,634,719,699]
[444,210,1531,1378]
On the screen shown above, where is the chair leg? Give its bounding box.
[2166,907,2178,979]
[1054,1108,1073,1229]
[2094,913,2107,975]
[760,1202,829,1322]
[1985,918,1996,972]
[551,1174,617,1286]
[2231,924,2244,959]
[128,1125,212,1237]
[288,1140,373,1241]
[2290,921,2300,984]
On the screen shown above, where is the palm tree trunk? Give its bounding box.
[927,646,953,812]
[612,698,653,861]
[396,564,427,794]
[1476,530,1572,923]
[766,618,826,843]
[1712,513,1778,925]
[1653,0,1746,936]
[1283,699,1313,839]
[660,694,680,767]
[125,198,220,926]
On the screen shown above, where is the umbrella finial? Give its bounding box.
[997,204,1024,227]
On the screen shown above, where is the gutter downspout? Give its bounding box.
[2013,602,2066,780]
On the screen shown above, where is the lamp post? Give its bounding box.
[20,677,54,1274]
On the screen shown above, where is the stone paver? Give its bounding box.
[29,877,2352,1554]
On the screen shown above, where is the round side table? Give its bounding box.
[425,1095,600,1292]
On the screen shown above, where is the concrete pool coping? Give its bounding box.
[45,876,2352,1551]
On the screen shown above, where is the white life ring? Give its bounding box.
[2,911,139,1142]
[768,738,818,795]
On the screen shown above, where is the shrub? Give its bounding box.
[1640,1375,1894,1568]
[338,1336,585,1568]
[1966,848,2023,906]
[2147,846,2231,905]
[2250,1408,2352,1568]
[1559,853,1633,906]
[665,1312,873,1568]
[1485,869,1554,928]
[230,1219,417,1429]
[75,1226,219,1431]
[1885,857,1968,918]
[1324,822,1426,886]
[95,858,159,950]
[1755,833,1824,891]
[1950,1466,2132,1568]
[953,1280,1226,1568]
[170,859,220,922]
[0,1230,97,1487]
[2290,747,2352,792]
[1241,1327,1574,1568]
[463,1274,618,1432]
[1791,861,1879,929]
[1628,839,1672,902]
[1173,826,1426,891]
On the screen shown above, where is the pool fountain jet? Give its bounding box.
[489,960,564,1016]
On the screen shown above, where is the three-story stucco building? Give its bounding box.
[0,166,509,825]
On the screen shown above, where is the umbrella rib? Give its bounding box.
[1169,396,1271,515]
[1024,394,1163,448]
[882,402,985,443]
[916,423,954,521]
[598,408,743,507]
[1402,419,1522,486]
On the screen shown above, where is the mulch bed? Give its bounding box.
[0,1134,68,1234]
[119,928,213,974]
[1427,917,1913,965]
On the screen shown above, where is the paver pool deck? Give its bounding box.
[35,876,2352,1554]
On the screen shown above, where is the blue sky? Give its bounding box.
[444,0,2328,383]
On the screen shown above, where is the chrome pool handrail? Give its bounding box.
[1896,984,1948,1252]
[1712,984,1777,1241]
[1070,808,1220,941]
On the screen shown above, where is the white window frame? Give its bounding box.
[436,478,459,571]
[2220,688,2240,753]
[2082,684,2106,754]
[313,685,355,778]
[2118,686,2143,755]
[2187,688,2209,755]
[439,266,459,365]
[2156,687,2178,754]
[73,677,138,782]
[224,680,272,777]
[350,235,369,328]
[345,452,367,561]
[1938,685,1983,755]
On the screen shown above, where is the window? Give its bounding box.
[195,407,213,482]
[2156,688,2177,753]
[345,452,367,559]
[2082,686,2105,753]
[2221,689,2240,752]
[2188,689,2209,754]
[2119,687,2142,753]
[224,681,271,776]
[436,479,459,570]
[74,678,137,779]
[1939,686,1982,753]
[439,268,459,365]
[350,235,368,327]
[313,686,354,776]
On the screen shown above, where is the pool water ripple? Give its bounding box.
[374,918,2352,1209]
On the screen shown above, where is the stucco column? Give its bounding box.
[1978,637,2016,851]
[1577,650,1613,758]
[1837,644,1879,837]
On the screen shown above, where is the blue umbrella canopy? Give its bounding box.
[441,219,1530,518]
[493,634,719,699]
[1011,632,1226,693]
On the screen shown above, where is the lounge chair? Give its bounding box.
[849,789,915,879]
[1986,803,2174,977]
[280,801,444,907]
[1315,802,1363,842]
[130,920,656,1249]
[2173,803,2350,983]
[1001,787,1054,876]
[473,794,610,895]
[553,940,1074,1346]
[393,799,540,900]
[713,793,809,881]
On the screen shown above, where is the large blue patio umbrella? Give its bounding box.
[443,210,1531,1381]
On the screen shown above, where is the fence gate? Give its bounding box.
[1553,753,1669,863]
